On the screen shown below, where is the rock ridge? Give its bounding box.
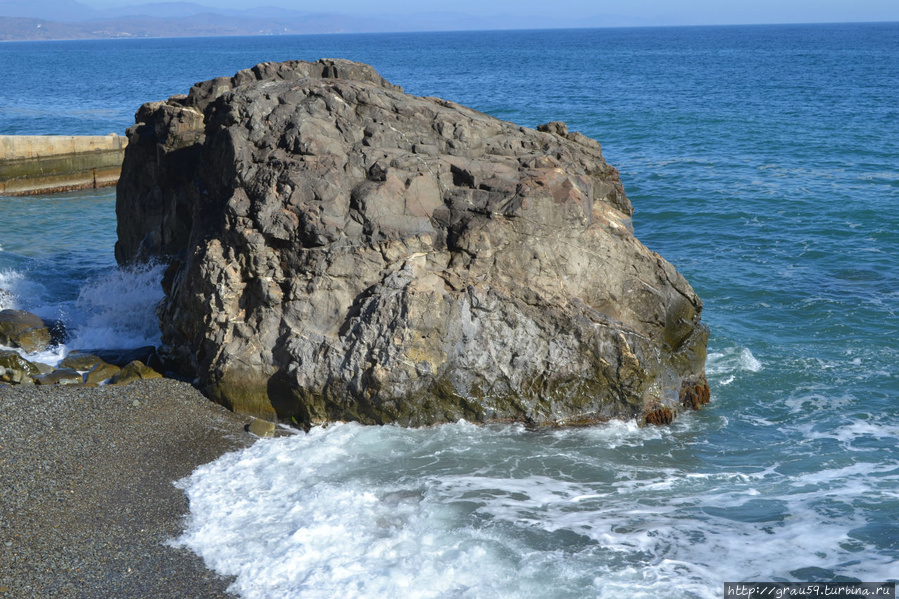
[116,59,709,427]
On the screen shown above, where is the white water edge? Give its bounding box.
[171,351,896,599]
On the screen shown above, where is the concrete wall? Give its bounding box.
[0,135,128,196]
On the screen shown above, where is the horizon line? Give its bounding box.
[1,18,897,44]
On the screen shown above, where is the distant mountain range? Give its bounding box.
[0,0,652,40]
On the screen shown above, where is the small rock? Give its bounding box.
[84,361,122,385]
[0,351,39,377]
[247,419,276,438]
[60,352,105,372]
[34,368,82,386]
[3,368,26,385]
[132,400,141,407]
[537,120,569,136]
[33,362,54,375]
[0,309,51,353]
[109,361,163,386]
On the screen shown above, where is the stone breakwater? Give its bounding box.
[116,59,710,428]
[0,134,127,196]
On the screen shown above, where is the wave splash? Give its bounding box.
[0,267,48,313]
[0,270,24,311]
[706,346,762,386]
[66,262,166,351]
[0,262,165,365]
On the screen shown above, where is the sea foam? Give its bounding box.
[173,419,896,599]
[0,268,46,312]
[65,262,165,351]
[0,270,20,310]
[705,346,763,385]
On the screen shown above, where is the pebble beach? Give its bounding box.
[0,379,257,598]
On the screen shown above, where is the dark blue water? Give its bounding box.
[1,24,897,598]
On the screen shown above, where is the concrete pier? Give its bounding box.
[0,135,127,196]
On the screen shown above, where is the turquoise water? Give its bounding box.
[1,24,898,597]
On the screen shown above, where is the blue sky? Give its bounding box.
[83,0,899,26]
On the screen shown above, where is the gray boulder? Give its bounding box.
[116,59,709,427]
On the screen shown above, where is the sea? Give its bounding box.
[1,23,897,598]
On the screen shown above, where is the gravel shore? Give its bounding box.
[0,379,258,598]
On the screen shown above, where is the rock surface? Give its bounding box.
[84,361,122,384]
[109,360,163,385]
[33,367,83,386]
[116,59,709,427]
[59,351,107,371]
[0,309,51,353]
[247,418,277,438]
[0,350,39,376]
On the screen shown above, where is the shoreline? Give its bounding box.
[0,379,256,597]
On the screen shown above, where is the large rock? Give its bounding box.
[116,59,709,427]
